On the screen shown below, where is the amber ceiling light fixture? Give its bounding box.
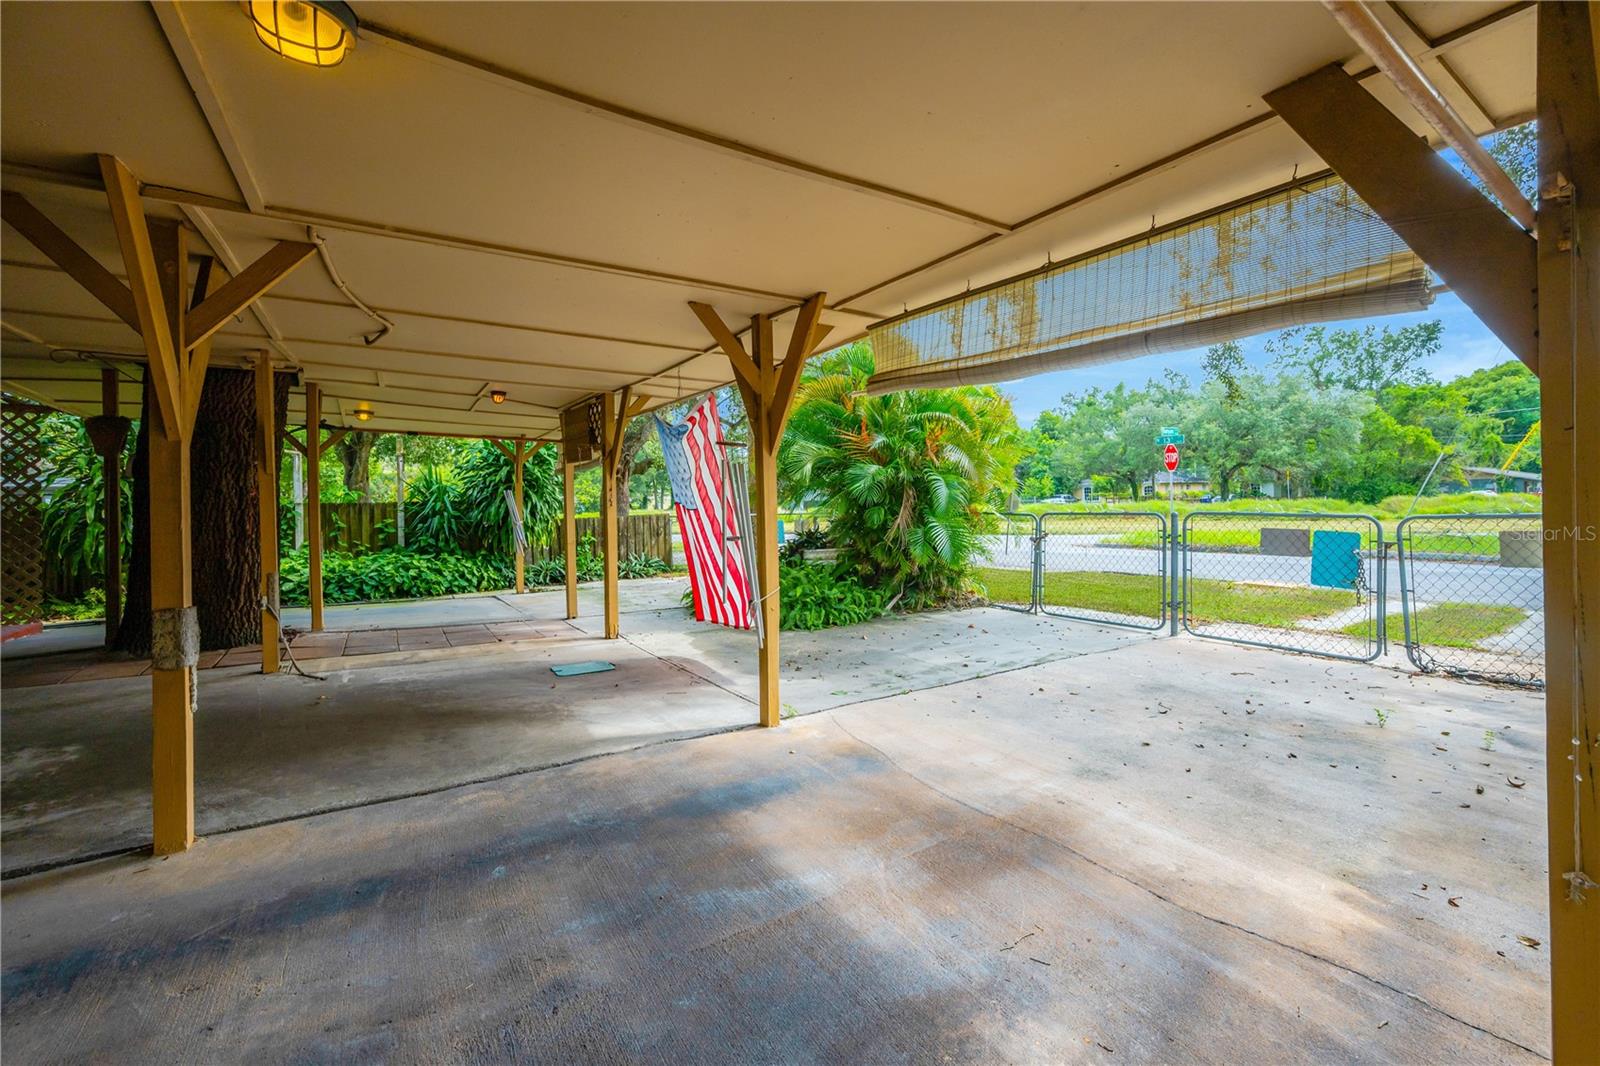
[353,403,374,422]
[489,389,507,404]
[245,0,357,68]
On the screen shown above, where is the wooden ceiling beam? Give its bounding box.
[1,192,140,331]
[98,154,185,439]
[1264,64,1537,370]
[185,239,316,350]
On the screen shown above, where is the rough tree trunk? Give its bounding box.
[615,417,650,517]
[189,369,259,649]
[114,368,291,655]
[112,371,153,655]
[338,432,375,500]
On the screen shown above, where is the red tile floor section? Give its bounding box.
[1,622,567,688]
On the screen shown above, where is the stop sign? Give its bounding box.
[1163,444,1179,472]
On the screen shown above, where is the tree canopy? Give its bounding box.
[1013,322,1539,504]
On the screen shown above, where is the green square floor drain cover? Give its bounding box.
[551,660,615,677]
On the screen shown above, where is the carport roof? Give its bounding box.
[1,1,1535,437]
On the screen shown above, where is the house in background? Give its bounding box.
[1459,466,1542,494]
[1141,470,1211,498]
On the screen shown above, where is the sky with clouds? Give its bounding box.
[997,291,1514,427]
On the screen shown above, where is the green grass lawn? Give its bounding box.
[1097,525,1513,556]
[1015,491,1540,520]
[975,567,1356,628]
[1349,601,1526,648]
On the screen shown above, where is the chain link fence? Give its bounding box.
[1396,513,1544,688]
[975,506,1545,683]
[1181,511,1384,662]
[977,512,1040,612]
[1034,511,1169,630]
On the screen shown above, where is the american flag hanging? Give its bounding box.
[655,395,754,629]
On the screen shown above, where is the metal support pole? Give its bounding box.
[563,460,578,619]
[291,450,304,549]
[395,434,405,549]
[1169,470,1180,636]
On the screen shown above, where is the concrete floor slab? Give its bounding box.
[0,634,752,875]
[2,588,1143,872]
[572,596,1151,715]
[0,635,1546,1063]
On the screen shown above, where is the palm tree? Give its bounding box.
[778,343,1021,604]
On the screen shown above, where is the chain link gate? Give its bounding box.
[1396,513,1544,688]
[1181,511,1385,662]
[979,512,1041,612]
[1034,511,1169,630]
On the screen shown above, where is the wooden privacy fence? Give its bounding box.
[533,513,675,566]
[309,502,674,565]
[320,502,399,552]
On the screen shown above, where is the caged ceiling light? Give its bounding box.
[245,0,358,68]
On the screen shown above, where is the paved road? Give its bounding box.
[978,534,1543,610]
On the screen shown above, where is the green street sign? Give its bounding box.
[1155,427,1184,445]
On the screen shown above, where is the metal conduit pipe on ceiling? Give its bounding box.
[1321,0,1537,232]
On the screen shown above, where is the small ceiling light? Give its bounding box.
[489,389,507,405]
[245,0,358,68]
[353,403,374,422]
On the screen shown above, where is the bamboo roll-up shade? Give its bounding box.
[865,175,1434,394]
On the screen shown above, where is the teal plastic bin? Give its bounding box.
[1310,530,1361,590]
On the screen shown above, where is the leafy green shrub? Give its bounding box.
[401,444,562,555]
[454,440,562,553]
[780,526,829,562]
[1379,491,1542,515]
[778,562,892,631]
[525,533,603,586]
[619,552,669,579]
[405,466,464,552]
[779,342,1022,606]
[41,421,133,590]
[278,546,513,605]
[44,586,107,622]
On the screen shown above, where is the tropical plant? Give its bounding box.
[525,533,602,586]
[453,440,562,553]
[618,551,669,579]
[779,525,829,562]
[405,466,464,552]
[278,546,514,605]
[778,562,892,630]
[778,342,1023,605]
[40,420,133,590]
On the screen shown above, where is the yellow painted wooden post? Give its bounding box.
[513,438,527,594]
[563,459,578,619]
[749,314,782,726]
[600,394,622,639]
[255,355,280,674]
[137,207,196,855]
[45,154,318,856]
[305,382,324,632]
[1537,5,1600,1060]
[689,295,829,729]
